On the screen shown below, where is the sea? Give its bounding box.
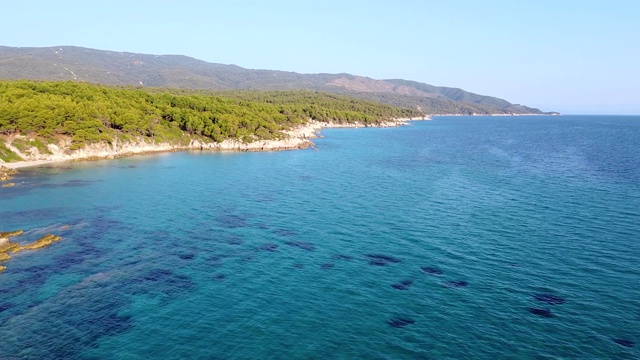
[1,115,639,359]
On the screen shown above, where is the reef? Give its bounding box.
[0,166,18,182]
[12,234,62,253]
[0,230,22,254]
[0,230,62,274]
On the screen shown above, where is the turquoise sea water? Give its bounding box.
[1,115,639,359]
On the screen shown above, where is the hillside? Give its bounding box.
[0,46,556,115]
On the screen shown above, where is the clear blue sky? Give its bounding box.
[1,0,639,114]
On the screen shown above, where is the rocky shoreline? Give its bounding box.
[0,117,427,169]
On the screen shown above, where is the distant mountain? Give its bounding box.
[0,46,556,115]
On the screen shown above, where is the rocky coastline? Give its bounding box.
[0,117,427,169]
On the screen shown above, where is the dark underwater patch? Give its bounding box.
[387,317,415,328]
[533,293,565,305]
[391,280,413,290]
[0,302,13,313]
[212,274,226,281]
[332,254,354,261]
[529,308,553,318]
[0,276,134,359]
[55,245,105,270]
[89,216,126,238]
[320,263,335,270]
[179,253,196,260]
[613,338,635,348]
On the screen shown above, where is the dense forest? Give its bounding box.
[0,80,422,152]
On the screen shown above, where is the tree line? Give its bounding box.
[0,80,422,149]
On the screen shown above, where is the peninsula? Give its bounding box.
[0,80,424,169]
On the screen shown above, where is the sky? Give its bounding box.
[1,0,639,114]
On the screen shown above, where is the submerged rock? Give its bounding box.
[0,229,23,244]
[533,294,566,305]
[613,338,635,348]
[387,317,415,328]
[12,234,62,253]
[1,230,63,274]
[529,308,553,318]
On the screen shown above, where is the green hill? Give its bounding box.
[0,46,556,115]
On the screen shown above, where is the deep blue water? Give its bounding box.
[1,115,639,359]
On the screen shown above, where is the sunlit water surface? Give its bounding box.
[1,116,639,359]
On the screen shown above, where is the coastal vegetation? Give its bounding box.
[0,80,421,158]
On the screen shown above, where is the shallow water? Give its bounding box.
[1,115,639,358]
